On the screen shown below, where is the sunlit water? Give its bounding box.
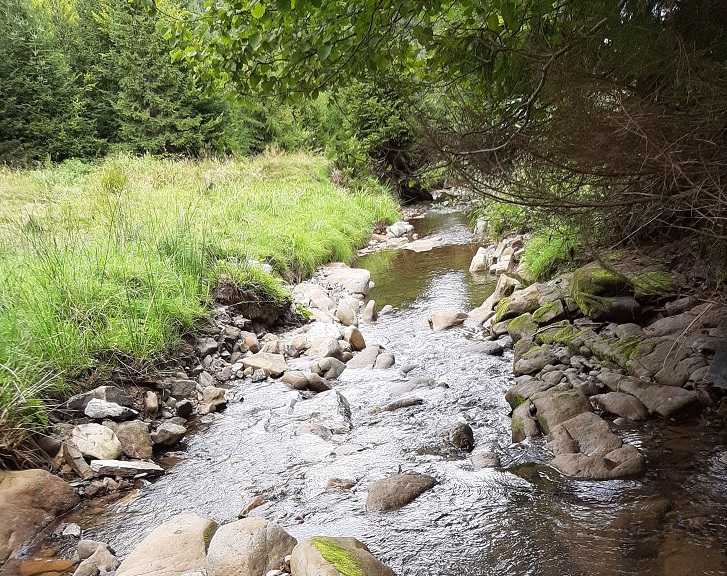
[66,210,727,575]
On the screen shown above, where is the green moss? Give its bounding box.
[508,393,526,410]
[574,293,614,319]
[203,523,217,548]
[313,537,366,576]
[532,300,562,325]
[494,296,511,323]
[613,335,643,359]
[632,271,674,297]
[572,265,628,297]
[507,313,538,342]
[512,415,525,435]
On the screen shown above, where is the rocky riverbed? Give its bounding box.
[3,208,727,576]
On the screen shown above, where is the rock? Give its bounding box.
[614,323,644,339]
[241,331,261,353]
[617,379,702,421]
[464,306,495,327]
[293,390,352,434]
[707,341,727,390]
[176,399,194,419]
[326,267,371,295]
[63,443,94,479]
[513,346,557,376]
[0,470,79,562]
[78,540,107,560]
[430,311,468,330]
[531,389,592,435]
[363,300,378,322]
[405,239,435,252]
[591,392,649,421]
[311,357,346,380]
[366,473,437,512]
[305,337,344,360]
[578,295,642,323]
[282,371,308,390]
[115,514,217,576]
[506,313,538,343]
[551,446,646,479]
[511,402,542,443]
[471,449,501,469]
[342,326,366,351]
[238,496,267,518]
[294,283,337,313]
[469,247,489,273]
[65,386,135,413]
[380,397,423,412]
[73,542,119,576]
[114,421,153,460]
[335,299,358,327]
[346,345,382,369]
[379,305,393,316]
[84,398,137,421]
[90,460,164,478]
[505,376,556,409]
[150,422,187,446]
[306,374,332,393]
[645,306,726,338]
[196,337,218,357]
[386,221,414,238]
[449,422,474,452]
[199,386,227,415]
[374,353,396,369]
[205,518,296,576]
[165,377,198,400]
[295,423,332,440]
[144,391,159,413]
[462,341,505,356]
[261,340,286,355]
[242,352,289,377]
[326,478,356,490]
[290,537,395,576]
[71,424,123,460]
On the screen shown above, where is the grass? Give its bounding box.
[0,151,399,458]
[522,225,579,281]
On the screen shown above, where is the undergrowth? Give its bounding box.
[0,151,398,459]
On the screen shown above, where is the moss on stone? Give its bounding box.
[614,335,643,359]
[508,393,527,409]
[313,537,366,576]
[507,313,538,341]
[532,300,562,325]
[572,265,628,297]
[494,296,512,323]
[632,271,674,297]
[203,523,218,549]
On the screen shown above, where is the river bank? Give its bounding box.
[3,207,727,575]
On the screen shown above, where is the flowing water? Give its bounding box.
[66,210,727,575]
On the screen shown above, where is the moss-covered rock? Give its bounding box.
[532,300,565,325]
[493,296,512,323]
[575,294,642,323]
[572,264,629,298]
[291,536,395,576]
[632,270,675,297]
[506,313,538,343]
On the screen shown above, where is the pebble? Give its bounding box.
[62,523,82,538]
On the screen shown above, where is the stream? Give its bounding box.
[68,210,727,575]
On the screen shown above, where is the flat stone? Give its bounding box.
[150,422,187,446]
[115,421,153,460]
[531,389,591,435]
[326,267,371,295]
[430,311,468,331]
[90,460,164,478]
[618,379,702,421]
[305,337,343,360]
[65,386,134,413]
[591,392,649,421]
[505,376,556,409]
[241,353,289,377]
[282,371,308,390]
[71,424,123,460]
[461,341,504,356]
[514,346,557,376]
[84,399,138,421]
[291,537,394,576]
[346,345,382,369]
[366,473,437,512]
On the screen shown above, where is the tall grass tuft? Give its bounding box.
[0,152,399,462]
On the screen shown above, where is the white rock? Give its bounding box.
[71,424,123,460]
[90,460,164,478]
[469,247,489,273]
[84,399,138,421]
[326,267,371,295]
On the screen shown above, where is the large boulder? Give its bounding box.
[71,423,123,460]
[366,473,437,512]
[241,352,289,377]
[115,514,217,576]
[531,389,592,435]
[0,470,79,562]
[617,379,702,421]
[114,421,153,460]
[591,392,649,421]
[326,267,371,296]
[205,518,296,576]
[290,537,395,576]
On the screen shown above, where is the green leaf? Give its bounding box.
[249,32,262,49]
[251,3,266,19]
[317,43,331,60]
[276,0,291,12]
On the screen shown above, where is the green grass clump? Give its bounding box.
[312,537,366,576]
[631,271,674,297]
[0,152,398,455]
[522,226,579,281]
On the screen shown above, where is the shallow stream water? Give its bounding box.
[68,210,727,575]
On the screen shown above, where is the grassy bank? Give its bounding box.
[0,152,398,458]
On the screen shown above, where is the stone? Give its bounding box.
[366,473,437,512]
[591,392,649,421]
[579,295,642,323]
[261,340,286,355]
[241,352,289,377]
[707,341,727,390]
[381,397,423,412]
[405,239,435,252]
[205,518,296,576]
[363,300,378,322]
[293,390,352,434]
[65,386,135,413]
[196,337,218,357]
[374,353,396,369]
[617,379,702,421]
[305,374,332,393]
[326,267,371,295]
[165,377,198,400]
[532,300,565,325]
[506,313,538,343]
[471,449,501,470]
[238,495,267,518]
[63,443,94,479]
[511,402,541,443]
[346,345,382,369]
[335,299,358,327]
[84,398,137,421]
[505,376,556,409]
[379,305,393,316]
[462,341,504,356]
[78,540,107,560]
[311,357,346,380]
[290,537,395,576]
[305,337,343,360]
[241,331,261,353]
[464,306,495,327]
[0,470,79,562]
[199,386,227,415]
[282,371,308,390]
[514,346,557,376]
[144,391,159,413]
[150,422,187,446]
[115,421,153,460]
[386,221,414,238]
[342,326,366,351]
[295,423,332,440]
[469,247,489,273]
[531,389,592,435]
[615,323,644,339]
[176,399,194,419]
[73,543,119,576]
[115,514,217,576]
[429,311,468,330]
[449,422,474,452]
[71,424,123,460]
[90,460,164,478]
[294,283,337,313]
[551,445,646,479]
